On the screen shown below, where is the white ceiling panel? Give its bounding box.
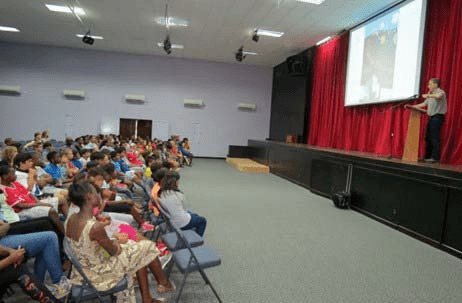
[0,0,399,66]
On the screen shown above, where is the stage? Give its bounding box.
[243,140,462,258]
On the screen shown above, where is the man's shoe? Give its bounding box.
[424,158,437,163]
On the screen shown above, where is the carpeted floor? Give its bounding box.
[4,158,462,303]
[178,159,462,303]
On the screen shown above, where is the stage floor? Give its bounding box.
[302,144,462,173]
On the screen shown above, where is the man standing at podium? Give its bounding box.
[408,78,447,162]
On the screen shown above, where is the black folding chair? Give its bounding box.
[62,238,128,303]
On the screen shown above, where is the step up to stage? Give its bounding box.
[226,158,269,173]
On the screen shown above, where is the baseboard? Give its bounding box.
[195,156,226,160]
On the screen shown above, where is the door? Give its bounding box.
[119,118,152,140]
[137,119,152,140]
[119,119,136,140]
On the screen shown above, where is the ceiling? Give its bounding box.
[0,0,398,67]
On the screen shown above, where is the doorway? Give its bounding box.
[119,118,152,140]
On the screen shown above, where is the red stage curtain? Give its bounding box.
[308,0,462,165]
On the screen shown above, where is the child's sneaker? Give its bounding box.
[46,275,70,299]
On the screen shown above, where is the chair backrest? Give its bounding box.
[158,206,198,252]
[63,237,107,302]
[157,205,175,232]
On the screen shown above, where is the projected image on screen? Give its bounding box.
[345,0,427,106]
[361,14,398,100]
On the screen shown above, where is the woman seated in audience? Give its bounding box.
[158,171,207,236]
[66,180,174,303]
[0,165,65,235]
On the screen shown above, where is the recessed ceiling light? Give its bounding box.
[155,17,189,27]
[157,42,184,49]
[297,0,326,4]
[46,4,86,15]
[76,34,104,40]
[316,36,332,45]
[243,51,258,56]
[256,29,284,38]
[0,26,20,32]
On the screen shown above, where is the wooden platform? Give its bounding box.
[226,158,269,173]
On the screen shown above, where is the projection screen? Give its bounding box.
[344,0,428,107]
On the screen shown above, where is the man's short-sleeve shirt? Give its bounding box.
[424,88,447,116]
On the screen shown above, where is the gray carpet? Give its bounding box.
[5,158,462,303]
[178,159,462,303]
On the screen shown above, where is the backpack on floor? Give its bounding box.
[332,191,351,209]
[332,164,353,209]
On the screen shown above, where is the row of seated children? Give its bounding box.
[3,133,194,169]
[0,132,200,302]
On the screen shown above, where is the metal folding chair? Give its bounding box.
[62,238,128,303]
[166,224,223,303]
[157,206,204,251]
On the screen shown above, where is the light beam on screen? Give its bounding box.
[344,0,427,106]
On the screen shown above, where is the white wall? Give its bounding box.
[0,42,272,157]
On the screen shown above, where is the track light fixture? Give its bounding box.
[163,35,172,54]
[235,46,246,62]
[252,30,259,42]
[82,30,94,45]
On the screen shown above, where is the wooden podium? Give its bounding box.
[402,107,426,162]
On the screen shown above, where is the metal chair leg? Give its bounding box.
[174,271,189,303]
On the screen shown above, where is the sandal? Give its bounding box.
[156,281,175,294]
[18,276,53,302]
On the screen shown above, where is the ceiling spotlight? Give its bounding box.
[255,29,284,38]
[163,36,172,54]
[157,42,183,49]
[82,30,94,45]
[252,30,259,42]
[235,46,246,62]
[76,34,104,40]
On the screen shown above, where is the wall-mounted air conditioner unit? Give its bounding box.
[184,99,204,107]
[125,94,146,103]
[238,103,257,111]
[0,85,21,95]
[63,89,86,99]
